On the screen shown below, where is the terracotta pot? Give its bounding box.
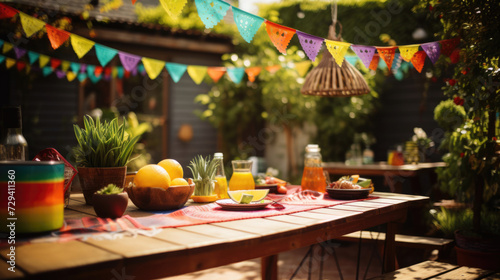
[92,193,129,219]
[77,166,127,205]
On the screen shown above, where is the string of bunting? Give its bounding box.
[0,2,460,86]
[168,0,461,72]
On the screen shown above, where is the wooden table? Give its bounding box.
[323,162,446,193]
[1,191,428,280]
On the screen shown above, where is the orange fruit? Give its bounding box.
[158,159,183,180]
[171,178,189,186]
[134,164,171,189]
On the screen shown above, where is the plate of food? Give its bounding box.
[326,175,373,200]
[216,199,272,211]
[255,176,288,194]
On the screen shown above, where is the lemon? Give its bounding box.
[158,159,183,180]
[228,189,269,203]
[134,164,171,189]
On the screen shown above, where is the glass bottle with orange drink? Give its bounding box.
[301,144,327,192]
[228,160,255,191]
[213,153,229,199]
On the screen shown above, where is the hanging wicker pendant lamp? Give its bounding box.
[301,2,370,97]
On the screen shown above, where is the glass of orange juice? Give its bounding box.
[228,160,255,191]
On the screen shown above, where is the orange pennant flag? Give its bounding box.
[131,0,138,4]
[376,46,397,71]
[265,21,296,55]
[46,24,70,50]
[368,54,380,71]
[411,51,426,73]
[207,67,226,83]
[95,66,103,77]
[245,67,262,82]
[265,65,281,74]
[50,58,61,70]
[0,3,18,19]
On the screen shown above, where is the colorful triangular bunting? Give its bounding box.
[411,51,426,73]
[42,66,53,76]
[118,52,141,72]
[245,66,261,82]
[376,46,397,71]
[67,71,77,82]
[296,31,323,62]
[232,7,265,43]
[19,12,45,38]
[13,47,26,59]
[77,73,87,82]
[166,62,188,83]
[398,44,419,62]
[265,21,296,55]
[421,42,441,64]
[70,34,95,59]
[39,55,49,68]
[325,39,351,67]
[142,57,165,80]
[95,44,118,66]
[61,60,70,72]
[207,67,226,83]
[27,51,39,64]
[0,54,5,64]
[50,58,61,70]
[295,61,311,77]
[226,67,245,83]
[265,65,281,74]
[0,3,18,19]
[368,54,380,71]
[46,24,70,50]
[195,0,230,29]
[351,45,376,69]
[70,62,80,74]
[187,65,207,85]
[2,42,12,54]
[159,0,187,18]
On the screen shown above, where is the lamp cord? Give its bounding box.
[331,0,337,26]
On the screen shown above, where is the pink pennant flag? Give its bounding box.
[0,3,18,19]
[118,52,141,72]
[351,45,376,69]
[376,46,397,71]
[421,42,441,64]
[296,31,323,62]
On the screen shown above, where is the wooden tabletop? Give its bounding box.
[0,191,429,280]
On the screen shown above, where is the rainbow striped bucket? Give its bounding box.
[0,161,65,234]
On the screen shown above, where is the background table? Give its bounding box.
[1,192,428,280]
[323,162,446,193]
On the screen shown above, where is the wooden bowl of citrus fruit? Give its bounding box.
[126,160,194,211]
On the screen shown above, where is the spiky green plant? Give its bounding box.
[188,155,219,196]
[96,184,124,195]
[73,115,139,167]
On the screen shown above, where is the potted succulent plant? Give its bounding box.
[93,184,129,219]
[188,155,219,203]
[73,115,139,205]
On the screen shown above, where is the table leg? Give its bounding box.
[261,254,278,280]
[383,222,398,273]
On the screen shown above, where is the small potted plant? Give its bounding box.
[188,155,219,203]
[73,115,139,205]
[93,184,129,219]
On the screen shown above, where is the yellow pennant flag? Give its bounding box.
[295,61,312,77]
[19,12,45,38]
[70,34,95,59]
[112,68,118,78]
[2,42,12,54]
[399,44,420,62]
[5,58,15,69]
[67,71,77,82]
[25,64,31,74]
[141,57,165,80]
[187,65,207,85]
[159,0,187,18]
[60,60,70,72]
[325,39,351,67]
[39,54,50,68]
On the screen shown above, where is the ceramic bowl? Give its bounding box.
[125,184,194,211]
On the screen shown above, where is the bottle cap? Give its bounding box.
[306,144,320,152]
[214,152,223,158]
[2,106,22,129]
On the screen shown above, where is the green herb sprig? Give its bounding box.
[96,184,124,195]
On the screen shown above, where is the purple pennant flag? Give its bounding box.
[131,66,138,76]
[421,42,441,64]
[55,70,66,79]
[80,64,87,73]
[118,52,141,72]
[296,31,324,62]
[13,46,27,59]
[351,45,377,69]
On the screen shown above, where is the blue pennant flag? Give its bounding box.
[116,66,124,79]
[70,62,80,74]
[166,62,188,83]
[195,0,230,29]
[232,7,264,43]
[27,51,40,65]
[78,73,87,82]
[226,67,245,83]
[0,54,5,64]
[95,44,118,66]
[42,66,53,77]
